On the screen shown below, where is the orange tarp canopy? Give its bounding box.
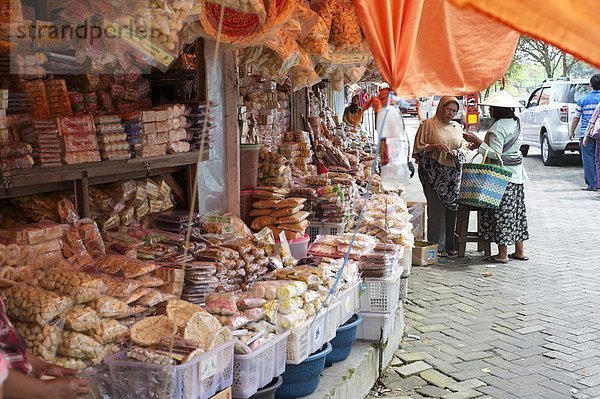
[353,0,519,97]
[448,0,600,70]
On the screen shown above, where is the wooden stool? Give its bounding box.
[454,205,491,257]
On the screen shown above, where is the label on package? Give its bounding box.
[57,115,96,135]
[62,133,99,152]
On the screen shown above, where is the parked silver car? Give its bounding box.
[520,78,589,165]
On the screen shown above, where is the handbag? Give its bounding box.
[585,117,600,140]
[459,148,513,209]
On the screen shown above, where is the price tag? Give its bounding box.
[313,323,322,343]
[199,355,218,380]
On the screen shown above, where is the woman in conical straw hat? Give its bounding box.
[463,90,529,263]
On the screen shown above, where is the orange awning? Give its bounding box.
[353,0,519,97]
[447,0,600,70]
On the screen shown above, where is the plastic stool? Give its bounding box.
[454,205,491,257]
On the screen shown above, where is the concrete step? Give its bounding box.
[303,303,406,399]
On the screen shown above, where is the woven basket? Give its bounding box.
[459,161,512,209]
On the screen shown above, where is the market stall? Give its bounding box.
[0,0,418,398]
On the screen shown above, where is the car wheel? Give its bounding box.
[520,145,530,157]
[541,133,562,166]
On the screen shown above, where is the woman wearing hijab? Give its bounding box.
[463,90,529,263]
[413,96,468,257]
[343,94,362,126]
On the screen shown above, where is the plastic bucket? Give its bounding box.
[325,314,363,365]
[240,189,255,227]
[248,376,283,399]
[240,144,260,190]
[275,342,332,399]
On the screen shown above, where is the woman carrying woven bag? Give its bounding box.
[463,90,529,264]
[582,101,600,189]
[413,96,469,258]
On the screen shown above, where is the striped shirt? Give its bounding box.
[575,90,600,137]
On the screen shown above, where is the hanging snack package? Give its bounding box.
[205,0,267,24]
[330,0,363,52]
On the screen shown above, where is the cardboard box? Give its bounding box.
[210,387,232,399]
[412,241,438,266]
[407,201,428,242]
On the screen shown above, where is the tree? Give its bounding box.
[516,36,579,78]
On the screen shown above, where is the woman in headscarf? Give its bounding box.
[413,96,468,257]
[343,94,362,126]
[463,90,529,263]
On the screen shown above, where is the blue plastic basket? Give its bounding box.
[275,342,332,399]
[326,314,363,365]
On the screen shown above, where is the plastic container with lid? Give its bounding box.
[240,189,255,227]
[240,144,260,190]
[274,234,310,261]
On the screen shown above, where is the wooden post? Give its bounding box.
[223,51,240,216]
[74,172,90,218]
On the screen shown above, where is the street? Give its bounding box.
[371,116,600,399]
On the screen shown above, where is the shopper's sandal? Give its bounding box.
[438,251,448,258]
[446,249,459,257]
[508,253,529,261]
[483,255,509,264]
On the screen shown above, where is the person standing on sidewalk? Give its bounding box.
[569,74,600,191]
[463,90,529,263]
[413,96,469,258]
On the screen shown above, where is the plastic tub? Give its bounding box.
[240,190,255,227]
[240,144,260,190]
[105,339,235,399]
[326,314,363,365]
[248,376,283,399]
[276,343,333,399]
[274,235,310,261]
[286,311,328,365]
[360,270,402,313]
[289,234,309,260]
[232,331,290,399]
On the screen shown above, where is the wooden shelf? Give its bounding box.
[0,151,207,199]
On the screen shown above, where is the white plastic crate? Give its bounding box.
[400,277,409,301]
[360,270,401,313]
[105,339,235,399]
[285,310,328,365]
[307,221,346,242]
[326,300,341,342]
[232,330,290,399]
[401,247,412,277]
[337,282,361,325]
[356,305,401,342]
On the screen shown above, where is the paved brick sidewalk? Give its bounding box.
[369,150,600,399]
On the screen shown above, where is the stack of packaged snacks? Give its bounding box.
[302,175,354,223]
[0,221,65,271]
[154,104,190,154]
[121,112,143,158]
[20,119,62,167]
[250,192,310,240]
[44,80,72,117]
[139,109,168,158]
[57,115,101,165]
[19,80,51,119]
[257,148,291,188]
[358,243,403,278]
[0,140,34,172]
[280,131,315,175]
[351,193,415,247]
[185,102,215,151]
[94,115,130,161]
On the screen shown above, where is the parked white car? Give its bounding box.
[519,78,589,165]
